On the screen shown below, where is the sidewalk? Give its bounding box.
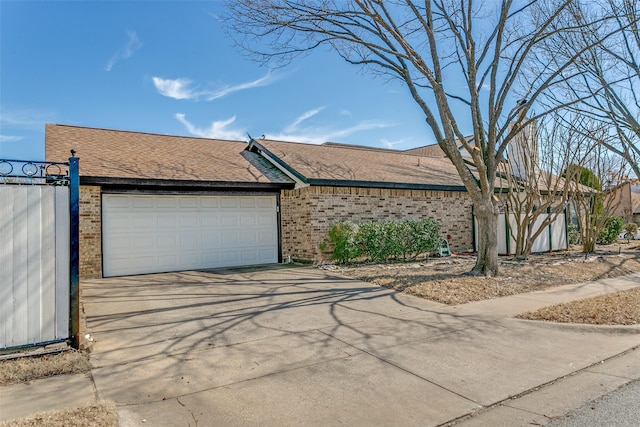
[1,272,639,426]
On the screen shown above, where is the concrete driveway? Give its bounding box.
[82,267,640,426]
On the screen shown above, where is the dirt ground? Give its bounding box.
[331,242,640,325]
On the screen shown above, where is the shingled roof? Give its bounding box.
[249,138,468,190]
[45,124,294,188]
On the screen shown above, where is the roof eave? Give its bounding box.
[80,176,295,190]
[306,178,467,192]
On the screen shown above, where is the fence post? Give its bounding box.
[68,154,80,348]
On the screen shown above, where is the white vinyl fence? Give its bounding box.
[1,185,70,349]
[475,211,568,255]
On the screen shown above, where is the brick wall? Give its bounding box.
[79,185,102,278]
[280,187,313,260]
[281,186,474,262]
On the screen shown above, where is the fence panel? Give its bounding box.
[0,185,69,349]
[474,210,568,256]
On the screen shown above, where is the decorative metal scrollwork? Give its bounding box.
[0,160,13,176]
[22,162,39,176]
[0,158,70,186]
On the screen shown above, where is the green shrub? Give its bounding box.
[357,221,390,263]
[326,221,361,263]
[597,216,624,244]
[567,223,580,245]
[328,219,442,263]
[623,222,638,236]
[401,219,441,259]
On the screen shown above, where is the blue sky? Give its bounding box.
[0,1,436,161]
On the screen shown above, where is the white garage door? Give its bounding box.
[102,194,278,277]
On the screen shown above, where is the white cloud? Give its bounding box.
[380,137,410,149]
[176,107,393,145]
[0,106,54,130]
[152,77,195,100]
[267,107,392,144]
[152,72,278,101]
[106,30,142,71]
[284,107,325,133]
[0,135,24,143]
[175,113,247,141]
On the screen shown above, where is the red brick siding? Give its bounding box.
[280,187,313,260]
[281,186,474,262]
[79,185,102,278]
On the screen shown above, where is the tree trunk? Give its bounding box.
[472,200,500,277]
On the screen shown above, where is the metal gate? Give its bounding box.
[0,155,79,350]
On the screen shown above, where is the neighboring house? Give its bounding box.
[45,124,475,277]
[610,182,640,226]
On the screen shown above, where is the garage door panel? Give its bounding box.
[258,215,275,226]
[240,215,257,226]
[242,251,258,262]
[132,215,154,228]
[107,196,132,208]
[156,197,178,208]
[202,252,221,264]
[133,256,156,270]
[201,216,219,227]
[220,215,237,226]
[240,232,257,245]
[103,194,278,276]
[200,198,219,208]
[201,232,220,246]
[108,216,131,231]
[240,198,256,208]
[133,235,155,249]
[105,235,133,251]
[259,248,276,259]
[220,198,238,208]
[133,197,154,208]
[259,230,277,242]
[180,233,199,248]
[158,255,178,268]
[258,197,275,208]
[179,215,198,227]
[180,253,200,266]
[179,197,198,208]
[157,215,178,228]
[157,233,178,247]
[221,252,236,263]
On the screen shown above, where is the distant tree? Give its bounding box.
[536,0,640,179]
[224,0,621,276]
[563,144,627,253]
[497,113,595,258]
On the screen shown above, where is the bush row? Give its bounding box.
[565,216,628,246]
[322,219,442,264]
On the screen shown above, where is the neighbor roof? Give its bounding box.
[45,124,294,188]
[249,138,468,190]
[631,185,640,214]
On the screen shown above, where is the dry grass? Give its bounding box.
[517,287,640,325]
[0,401,118,427]
[0,351,92,386]
[332,243,640,324]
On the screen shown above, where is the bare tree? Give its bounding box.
[537,0,640,179]
[224,0,618,276]
[497,113,594,257]
[565,143,627,253]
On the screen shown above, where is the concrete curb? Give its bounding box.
[512,318,640,335]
